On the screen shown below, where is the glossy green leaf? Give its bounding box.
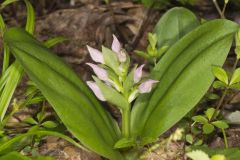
[212,121,229,129]
[23,117,38,125]
[131,19,238,142]
[212,66,228,85]
[41,121,58,129]
[192,115,208,124]
[4,28,123,160]
[154,7,199,48]
[205,108,215,121]
[24,0,35,34]
[213,80,227,89]
[203,123,214,134]
[230,68,240,85]
[229,83,240,90]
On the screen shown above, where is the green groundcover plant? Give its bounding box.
[2,7,240,160]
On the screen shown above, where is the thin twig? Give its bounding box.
[212,0,225,19]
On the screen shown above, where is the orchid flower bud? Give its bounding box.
[112,35,121,53]
[112,35,127,63]
[87,81,106,101]
[86,63,110,82]
[138,79,159,93]
[134,64,145,83]
[87,45,104,64]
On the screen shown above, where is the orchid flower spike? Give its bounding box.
[134,64,145,83]
[138,79,159,93]
[86,63,110,82]
[87,81,106,101]
[87,45,104,64]
[112,35,127,63]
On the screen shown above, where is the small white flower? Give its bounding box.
[134,64,145,83]
[86,81,106,101]
[138,80,159,93]
[87,45,104,64]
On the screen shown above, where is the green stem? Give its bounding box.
[222,128,228,148]
[122,107,130,138]
[213,88,228,119]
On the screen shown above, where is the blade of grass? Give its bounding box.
[0,130,87,153]
[44,36,68,48]
[0,14,10,75]
[0,62,23,121]
[1,0,19,9]
[24,0,35,34]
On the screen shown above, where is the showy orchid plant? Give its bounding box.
[3,6,239,160]
[86,35,158,137]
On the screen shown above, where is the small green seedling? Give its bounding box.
[135,33,168,65]
[192,108,229,148]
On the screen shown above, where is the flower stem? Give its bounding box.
[122,107,130,138]
[222,128,229,148]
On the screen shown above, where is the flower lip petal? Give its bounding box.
[87,81,106,101]
[138,79,159,93]
[134,64,145,83]
[86,63,109,82]
[87,45,104,64]
[112,34,121,54]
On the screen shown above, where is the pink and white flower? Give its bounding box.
[86,63,110,82]
[138,80,159,93]
[87,45,104,64]
[134,64,145,83]
[86,81,106,101]
[112,35,127,63]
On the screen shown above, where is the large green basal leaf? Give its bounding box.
[4,28,123,160]
[131,19,239,142]
[154,7,200,48]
